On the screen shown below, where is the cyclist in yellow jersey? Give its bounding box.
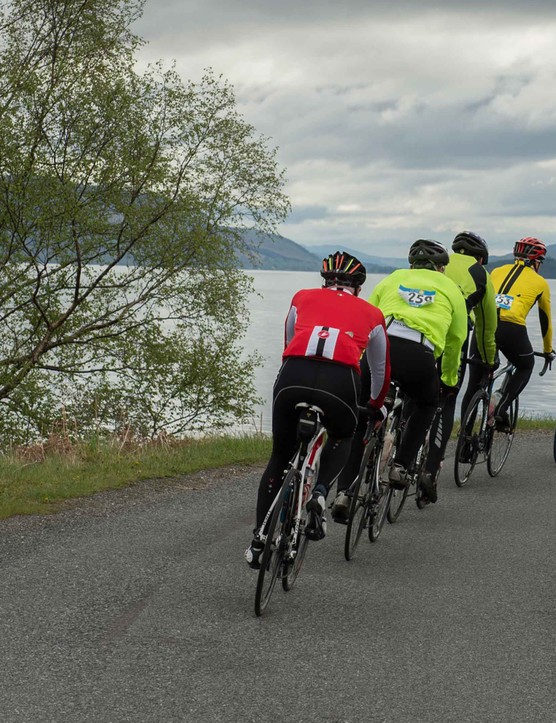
[487,237,554,430]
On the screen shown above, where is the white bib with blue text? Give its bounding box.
[398,284,436,307]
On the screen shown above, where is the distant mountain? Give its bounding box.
[303,243,404,272]
[487,244,556,279]
[238,231,556,278]
[238,232,399,274]
[236,229,319,271]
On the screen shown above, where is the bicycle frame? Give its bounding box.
[383,383,438,522]
[257,404,326,549]
[254,403,326,616]
[454,351,551,485]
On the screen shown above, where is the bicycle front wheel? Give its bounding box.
[487,397,518,477]
[454,390,488,487]
[282,470,309,591]
[254,476,292,617]
[386,484,409,523]
[344,438,376,560]
[368,478,393,541]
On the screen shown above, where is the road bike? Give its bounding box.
[254,402,326,617]
[343,407,394,561]
[380,383,434,524]
[454,352,551,486]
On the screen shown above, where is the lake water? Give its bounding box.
[242,270,556,433]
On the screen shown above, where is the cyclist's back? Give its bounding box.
[488,237,554,429]
[245,251,391,569]
[369,239,468,502]
[427,231,497,481]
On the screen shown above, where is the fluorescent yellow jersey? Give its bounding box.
[491,260,553,353]
[368,267,468,387]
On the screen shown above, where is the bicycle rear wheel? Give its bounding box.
[344,438,377,560]
[487,397,518,477]
[414,439,430,510]
[282,470,309,591]
[254,476,292,616]
[386,484,409,522]
[382,411,406,524]
[454,390,487,487]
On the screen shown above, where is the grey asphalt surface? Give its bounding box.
[0,434,554,723]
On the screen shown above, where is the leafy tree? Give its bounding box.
[0,0,290,446]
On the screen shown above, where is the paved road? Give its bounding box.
[0,433,554,723]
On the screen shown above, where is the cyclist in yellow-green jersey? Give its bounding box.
[427,231,498,482]
[368,240,467,502]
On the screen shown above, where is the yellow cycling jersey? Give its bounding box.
[490,260,553,353]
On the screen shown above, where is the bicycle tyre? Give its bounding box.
[254,475,292,616]
[282,469,310,591]
[487,397,518,477]
[414,438,430,510]
[384,410,406,524]
[368,479,393,541]
[344,438,376,560]
[387,484,409,522]
[454,390,487,487]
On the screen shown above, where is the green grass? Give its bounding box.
[0,434,272,520]
[0,415,554,521]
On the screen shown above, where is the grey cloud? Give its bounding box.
[285,205,330,223]
[133,0,556,255]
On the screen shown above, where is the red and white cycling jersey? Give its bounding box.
[282,286,390,408]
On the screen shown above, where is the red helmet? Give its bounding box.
[513,237,546,262]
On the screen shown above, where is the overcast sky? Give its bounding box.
[133,0,556,257]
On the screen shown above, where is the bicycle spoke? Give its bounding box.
[255,478,292,616]
[344,440,375,560]
[487,397,518,476]
[368,481,393,541]
[454,390,487,487]
[282,472,309,591]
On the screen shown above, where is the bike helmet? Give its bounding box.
[452,230,489,264]
[408,239,450,269]
[513,237,546,263]
[321,251,366,288]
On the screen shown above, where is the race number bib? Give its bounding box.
[495,293,514,310]
[398,284,436,307]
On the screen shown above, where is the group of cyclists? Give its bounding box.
[245,233,554,570]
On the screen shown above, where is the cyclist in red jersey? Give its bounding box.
[245,251,391,569]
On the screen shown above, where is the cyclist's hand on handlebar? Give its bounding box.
[543,350,556,364]
[440,382,458,398]
[365,402,386,428]
[489,356,500,373]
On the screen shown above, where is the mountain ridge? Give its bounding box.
[238,230,556,278]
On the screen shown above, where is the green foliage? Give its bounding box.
[0,0,290,446]
[0,433,272,519]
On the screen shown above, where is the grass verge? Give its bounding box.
[0,416,553,521]
[0,434,272,520]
